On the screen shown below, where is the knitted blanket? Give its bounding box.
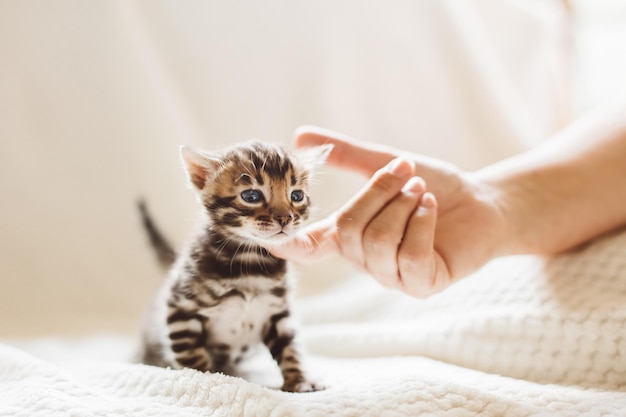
[2,229,626,416]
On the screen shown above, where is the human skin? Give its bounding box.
[271,104,626,297]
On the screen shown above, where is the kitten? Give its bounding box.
[137,141,331,393]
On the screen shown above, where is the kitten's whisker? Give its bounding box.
[306,234,322,255]
[246,240,254,269]
[230,239,248,275]
[215,234,236,260]
[241,240,253,270]
[255,242,270,273]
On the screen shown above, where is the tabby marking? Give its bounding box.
[138,141,330,393]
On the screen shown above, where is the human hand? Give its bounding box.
[272,126,506,297]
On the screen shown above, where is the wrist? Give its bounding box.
[472,164,556,257]
[466,174,517,260]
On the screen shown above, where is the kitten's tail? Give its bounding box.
[137,199,177,270]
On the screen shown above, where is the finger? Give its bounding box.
[336,158,414,268]
[293,125,413,177]
[397,192,442,298]
[294,126,465,194]
[362,177,426,289]
[267,217,339,264]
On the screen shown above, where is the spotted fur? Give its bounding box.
[138,141,331,392]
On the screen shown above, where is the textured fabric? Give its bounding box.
[2,229,626,416]
[301,228,626,392]
[1,344,625,417]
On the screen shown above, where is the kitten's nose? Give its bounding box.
[274,212,293,227]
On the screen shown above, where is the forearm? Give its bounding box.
[475,105,626,256]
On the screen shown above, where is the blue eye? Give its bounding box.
[291,190,305,203]
[241,189,263,203]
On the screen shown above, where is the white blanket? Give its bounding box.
[2,229,626,416]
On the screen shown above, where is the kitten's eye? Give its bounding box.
[291,190,305,203]
[241,189,263,203]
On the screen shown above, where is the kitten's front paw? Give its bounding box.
[282,380,325,393]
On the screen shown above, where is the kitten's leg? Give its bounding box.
[206,343,231,373]
[166,308,213,372]
[264,310,322,392]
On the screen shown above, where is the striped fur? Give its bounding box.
[138,141,330,393]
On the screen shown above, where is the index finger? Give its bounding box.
[266,217,339,264]
[294,125,410,178]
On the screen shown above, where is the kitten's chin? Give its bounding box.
[250,231,292,247]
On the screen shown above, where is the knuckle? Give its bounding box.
[363,226,401,248]
[370,171,403,194]
[397,250,428,272]
[336,211,360,236]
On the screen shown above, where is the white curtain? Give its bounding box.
[0,0,571,337]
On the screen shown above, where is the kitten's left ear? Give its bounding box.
[180,145,222,190]
[296,144,334,171]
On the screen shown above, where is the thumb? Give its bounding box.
[294,126,408,178]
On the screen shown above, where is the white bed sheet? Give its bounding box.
[3,228,626,416]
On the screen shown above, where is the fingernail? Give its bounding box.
[402,177,425,193]
[421,192,436,209]
[386,158,412,177]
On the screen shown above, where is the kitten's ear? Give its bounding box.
[180,145,222,190]
[296,144,334,170]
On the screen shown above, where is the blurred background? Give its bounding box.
[0,0,625,338]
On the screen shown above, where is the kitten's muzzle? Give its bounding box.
[274,212,293,227]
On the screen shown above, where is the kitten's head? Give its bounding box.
[180,141,331,246]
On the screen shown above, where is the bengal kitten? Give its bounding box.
[137,141,331,393]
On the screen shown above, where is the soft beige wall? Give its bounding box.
[0,0,569,337]
[570,0,626,112]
